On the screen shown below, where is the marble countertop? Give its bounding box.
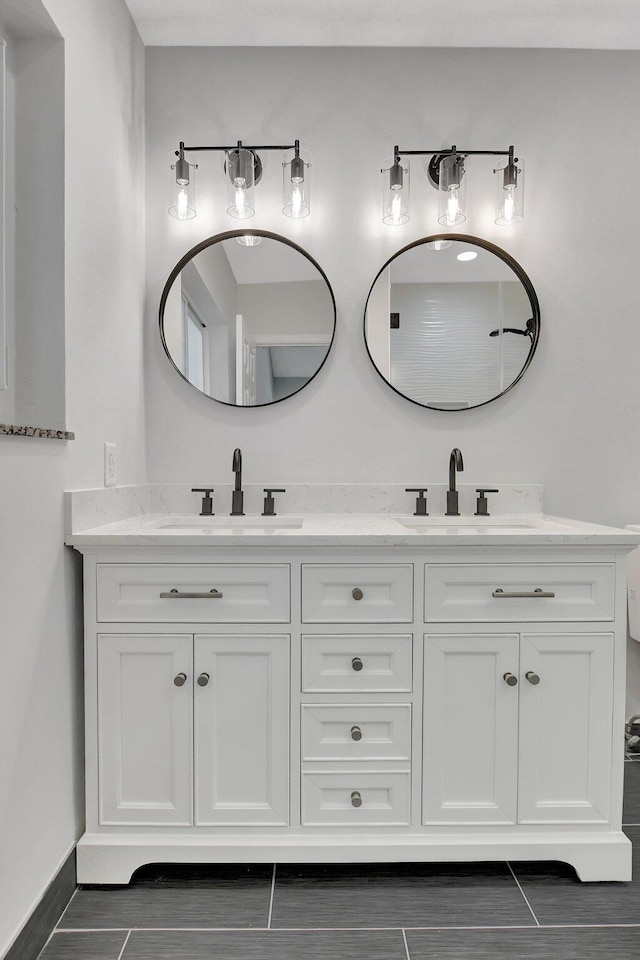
[65,512,640,548]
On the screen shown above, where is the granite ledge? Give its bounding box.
[1,422,75,441]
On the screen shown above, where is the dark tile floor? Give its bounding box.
[37,758,640,960]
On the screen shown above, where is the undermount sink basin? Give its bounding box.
[392,516,574,533]
[147,515,304,532]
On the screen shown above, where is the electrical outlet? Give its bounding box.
[104,442,117,487]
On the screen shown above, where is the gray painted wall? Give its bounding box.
[0,1,145,955]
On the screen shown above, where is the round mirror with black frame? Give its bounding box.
[364,234,540,411]
[160,230,336,407]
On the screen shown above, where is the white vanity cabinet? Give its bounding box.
[96,631,290,828]
[73,541,633,884]
[423,631,614,826]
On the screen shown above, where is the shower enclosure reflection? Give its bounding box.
[160,231,336,406]
[364,236,539,411]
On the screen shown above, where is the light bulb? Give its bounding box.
[391,192,403,224]
[290,185,303,217]
[446,188,460,226]
[176,189,189,219]
[501,187,516,224]
[235,187,247,216]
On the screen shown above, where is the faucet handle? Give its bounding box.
[475,488,499,517]
[262,488,286,517]
[192,487,214,516]
[406,488,429,517]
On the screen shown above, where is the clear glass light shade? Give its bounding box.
[437,153,466,226]
[495,157,524,225]
[168,154,197,220]
[426,238,452,251]
[381,157,410,225]
[283,148,311,218]
[226,148,256,219]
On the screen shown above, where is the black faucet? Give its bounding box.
[446,448,464,516]
[231,448,244,515]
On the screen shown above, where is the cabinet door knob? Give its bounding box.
[352,587,364,600]
[351,790,362,807]
[350,725,363,741]
[197,672,210,687]
[525,671,541,685]
[173,672,187,687]
[503,672,518,686]
[351,657,364,672]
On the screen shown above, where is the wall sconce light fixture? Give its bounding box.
[169,140,311,225]
[381,144,523,228]
[169,139,310,224]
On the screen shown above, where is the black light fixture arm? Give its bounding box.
[175,138,300,156]
[393,143,516,160]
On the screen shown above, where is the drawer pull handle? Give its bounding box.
[352,587,364,601]
[173,672,187,687]
[492,588,555,599]
[351,657,364,672]
[350,725,363,741]
[160,588,224,599]
[197,672,210,687]
[525,671,541,685]
[503,672,518,686]
[351,790,363,808]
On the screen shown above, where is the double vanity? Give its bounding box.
[65,228,636,885]
[66,481,640,884]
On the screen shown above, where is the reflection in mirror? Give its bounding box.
[364,235,539,411]
[160,231,335,406]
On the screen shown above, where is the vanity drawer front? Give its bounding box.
[301,704,411,762]
[301,564,413,623]
[424,564,615,622]
[96,564,290,622]
[301,771,410,825]
[302,634,413,692]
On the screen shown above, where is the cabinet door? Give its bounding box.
[518,632,613,824]
[98,634,193,825]
[194,634,290,825]
[423,634,519,824]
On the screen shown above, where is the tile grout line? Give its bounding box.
[507,861,540,927]
[267,863,276,930]
[402,928,411,960]
[115,930,131,960]
[49,921,640,934]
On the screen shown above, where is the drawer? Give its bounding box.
[425,563,615,622]
[301,771,410,825]
[97,564,290,622]
[302,565,413,623]
[302,634,413,692]
[301,704,411,761]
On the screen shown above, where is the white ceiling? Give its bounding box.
[124,0,640,49]
[222,238,321,284]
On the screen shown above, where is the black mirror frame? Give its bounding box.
[159,229,337,408]
[363,233,540,412]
